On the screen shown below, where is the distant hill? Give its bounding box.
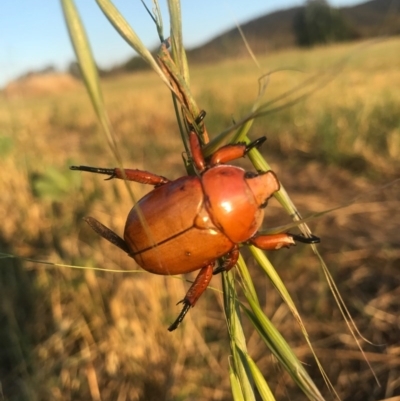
[118,0,400,70]
[3,73,80,98]
[186,7,303,63]
[341,0,400,36]
[6,0,398,89]
[186,0,400,63]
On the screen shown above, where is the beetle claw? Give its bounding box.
[213,266,225,275]
[195,110,207,125]
[245,137,267,153]
[168,301,191,332]
[188,110,207,131]
[289,233,320,244]
[104,174,116,181]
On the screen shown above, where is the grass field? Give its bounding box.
[1,37,400,400]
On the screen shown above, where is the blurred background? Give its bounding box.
[1,1,400,400]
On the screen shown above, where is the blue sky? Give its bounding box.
[0,0,362,88]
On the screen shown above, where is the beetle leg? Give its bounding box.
[189,131,207,172]
[168,263,214,331]
[70,166,170,186]
[84,216,130,253]
[249,232,320,250]
[188,129,266,171]
[209,137,267,166]
[213,245,240,275]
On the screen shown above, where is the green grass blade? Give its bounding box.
[237,248,331,400]
[236,254,259,304]
[223,270,256,401]
[248,246,337,395]
[243,301,325,401]
[95,0,170,87]
[61,1,103,120]
[229,362,246,401]
[167,0,189,82]
[241,351,275,401]
[248,247,295,311]
[60,0,120,161]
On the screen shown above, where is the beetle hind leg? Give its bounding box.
[84,216,130,253]
[168,263,214,331]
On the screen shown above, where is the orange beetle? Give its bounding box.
[71,124,319,331]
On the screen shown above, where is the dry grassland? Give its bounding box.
[0,38,400,400]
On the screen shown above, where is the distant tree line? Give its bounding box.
[294,0,358,46]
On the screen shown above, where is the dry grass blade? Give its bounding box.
[156,44,202,129]
[140,0,164,42]
[314,249,379,384]
[203,74,270,155]
[0,252,141,273]
[205,39,385,154]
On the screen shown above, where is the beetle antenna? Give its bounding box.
[245,137,267,154]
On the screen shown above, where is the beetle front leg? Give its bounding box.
[168,263,214,331]
[209,137,267,166]
[70,166,170,187]
[249,232,320,250]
